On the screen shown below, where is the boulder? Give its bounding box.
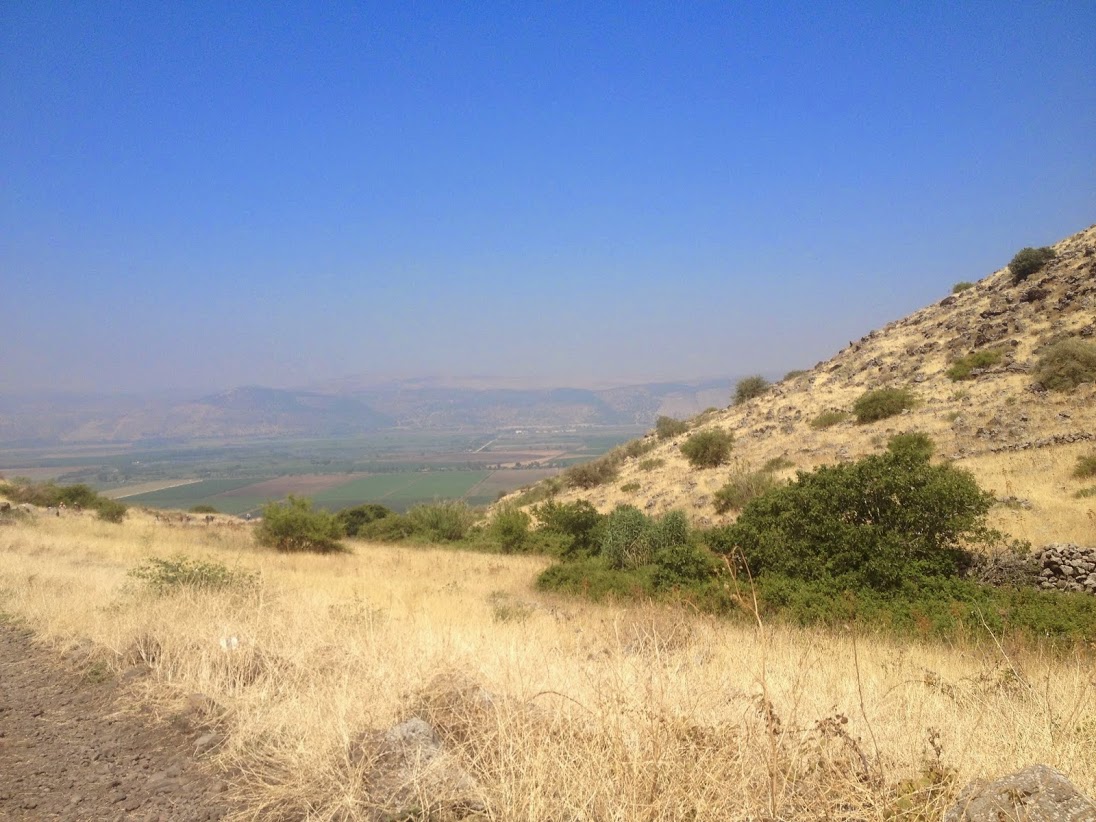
[944,764,1096,822]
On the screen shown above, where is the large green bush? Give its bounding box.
[852,388,916,423]
[734,375,770,405]
[256,495,345,553]
[1033,338,1096,392]
[489,503,531,553]
[1009,246,1056,283]
[712,449,996,591]
[336,503,392,537]
[533,499,604,558]
[406,501,476,542]
[679,429,734,468]
[654,415,690,440]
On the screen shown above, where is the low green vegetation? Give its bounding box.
[783,370,807,381]
[734,375,770,405]
[852,388,915,423]
[679,429,734,468]
[1073,454,1096,480]
[620,438,658,458]
[188,504,220,514]
[357,500,478,544]
[638,458,664,472]
[951,281,974,293]
[256,496,345,553]
[1075,486,1096,499]
[655,415,690,440]
[0,478,127,522]
[761,456,795,472]
[564,453,622,489]
[713,468,779,514]
[620,481,640,492]
[1009,246,1056,283]
[129,555,258,595]
[809,410,848,429]
[533,441,1096,646]
[1034,338,1096,392]
[946,348,1004,381]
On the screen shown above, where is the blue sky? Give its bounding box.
[3,2,1094,394]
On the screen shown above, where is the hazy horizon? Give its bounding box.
[3,4,1094,395]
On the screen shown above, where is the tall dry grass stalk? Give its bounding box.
[1,508,1094,820]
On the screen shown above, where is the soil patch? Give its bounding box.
[0,621,237,821]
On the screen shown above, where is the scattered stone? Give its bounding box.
[944,764,1096,822]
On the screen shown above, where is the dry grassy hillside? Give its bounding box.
[1,507,1094,820]
[524,224,1096,546]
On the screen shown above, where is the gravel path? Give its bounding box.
[0,621,237,821]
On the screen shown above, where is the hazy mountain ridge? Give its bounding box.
[529,224,1096,546]
[0,378,736,445]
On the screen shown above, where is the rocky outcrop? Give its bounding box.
[944,764,1096,822]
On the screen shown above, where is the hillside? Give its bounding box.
[516,224,1096,547]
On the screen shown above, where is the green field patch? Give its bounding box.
[125,478,274,514]
[311,471,490,512]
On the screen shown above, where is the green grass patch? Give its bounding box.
[853,388,916,423]
[947,349,1004,381]
[810,410,847,429]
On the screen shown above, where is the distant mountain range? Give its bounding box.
[0,377,737,445]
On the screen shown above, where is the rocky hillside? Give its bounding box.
[516,224,1096,546]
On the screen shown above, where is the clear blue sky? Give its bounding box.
[3,2,1094,394]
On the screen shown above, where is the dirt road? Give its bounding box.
[0,621,236,820]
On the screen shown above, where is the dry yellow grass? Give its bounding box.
[1,507,1094,820]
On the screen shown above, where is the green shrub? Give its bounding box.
[1009,246,1056,283]
[638,458,664,472]
[713,448,996,592]
[336,503,392,537]
[886,432,935,461]
[680,429,734,468]
[0,479,125,521]
[655,416,690,440]
[734,375,770,405]
[1033,338,1096,392]
[406,501,476,542]
[951,281,975,294]
[533,499,604,558]
[255,495,345,553]
[621,438,658,458]
[783,370,807,381]
[358,513,416,542]
[489,503,531,553]
[809,410,848,429]
[511,476,563,507]
[946,348,1004,381]
[1075,486,1096,499]
[761,456,795,472]
[189,504,220,514]
[536,556,656,601]
[620,481,640,492]
[96,499,127,523]
[852,388,916,423]
[565,454,621,489]
[602,505,654,570]
[713,469,780,514]
[129,555,258,595]
[1073,454,1096,480]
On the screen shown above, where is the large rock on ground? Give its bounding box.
[350,717,485,821]
[944,764,1096,822]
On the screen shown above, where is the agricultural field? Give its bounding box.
[1,427,643,515]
